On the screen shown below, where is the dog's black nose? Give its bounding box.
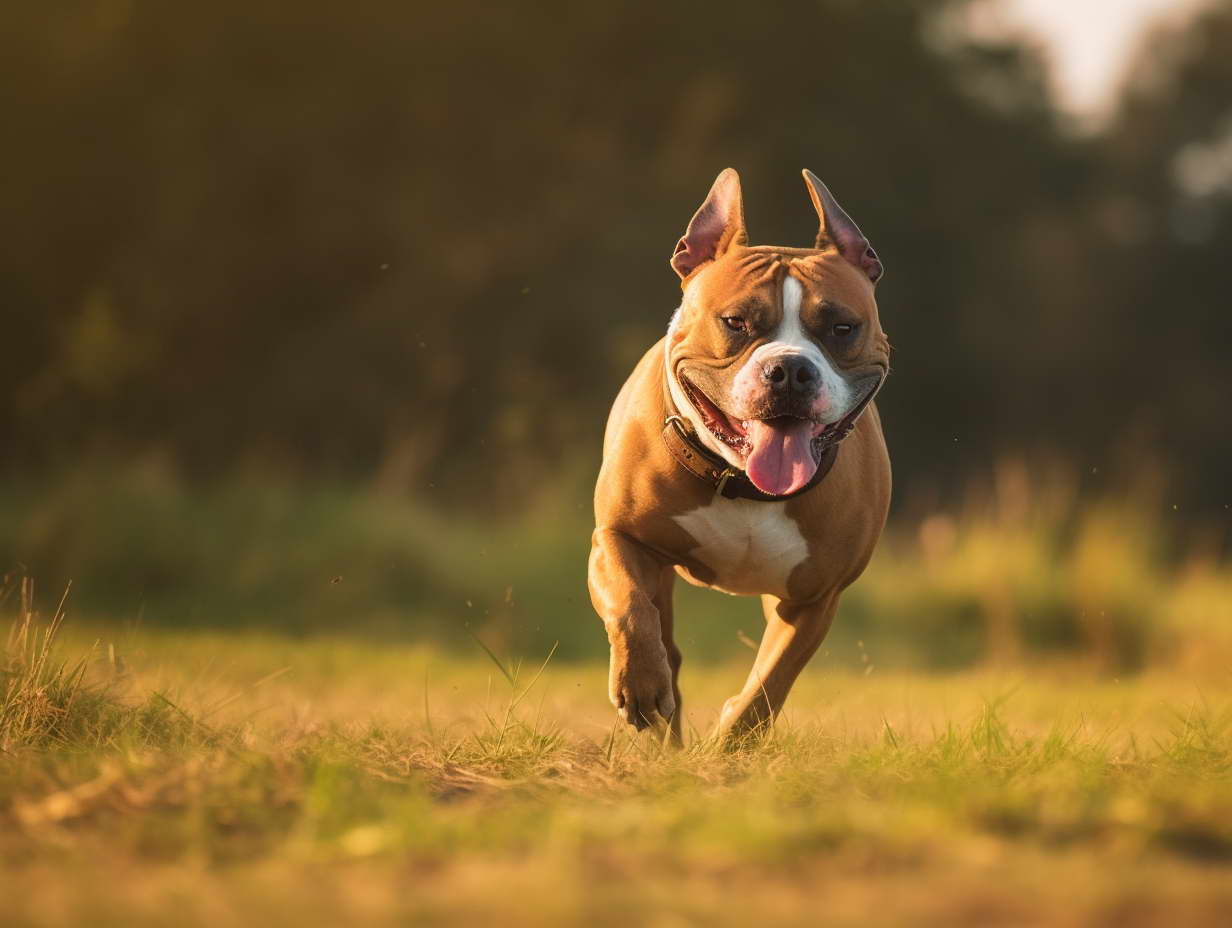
[763,356,818,389]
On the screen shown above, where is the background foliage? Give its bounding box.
[2,0,1230,657]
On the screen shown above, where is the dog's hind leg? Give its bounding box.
[713,593,838,743]
[652,565,683,747]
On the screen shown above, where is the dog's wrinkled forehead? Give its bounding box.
[680,245,878,325]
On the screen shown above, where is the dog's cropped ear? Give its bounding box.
[671,168,748,280]
[802,169,883,284]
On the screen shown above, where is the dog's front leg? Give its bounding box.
[588,528,676,732]
[714,592,839,742]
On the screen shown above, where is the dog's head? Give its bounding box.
[665,168,890,497]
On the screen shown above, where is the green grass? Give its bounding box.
[3,605,1232,926]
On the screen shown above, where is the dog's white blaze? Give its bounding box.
[674,497,809,596]
[743,275,852,419]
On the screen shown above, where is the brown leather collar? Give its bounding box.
[661,372,883,502]
[662,416,837,501]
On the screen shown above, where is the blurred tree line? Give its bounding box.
[3,0,1230,518]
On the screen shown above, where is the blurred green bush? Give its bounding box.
[4,461,1227,672]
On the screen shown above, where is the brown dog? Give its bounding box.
[588,168,891,743]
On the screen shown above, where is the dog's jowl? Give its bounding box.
[588,168,891,743]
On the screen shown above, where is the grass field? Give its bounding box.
[4,593,1232,927]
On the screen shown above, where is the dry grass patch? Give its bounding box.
[2,594,1232,926]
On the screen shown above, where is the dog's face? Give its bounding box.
[666,169,889,496]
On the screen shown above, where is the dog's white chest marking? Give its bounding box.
[673,497,809,596]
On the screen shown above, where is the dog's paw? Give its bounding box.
[608,644,675,731]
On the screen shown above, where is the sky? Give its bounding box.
[980,0,1208,119]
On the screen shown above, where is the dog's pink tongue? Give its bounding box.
[744,418,817,496]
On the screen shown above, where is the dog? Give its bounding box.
[588,168,891,743]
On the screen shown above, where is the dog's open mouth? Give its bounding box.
[679,375,842,496]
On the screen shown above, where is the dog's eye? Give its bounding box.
[832,323,856,337]
[722,316,747,333]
